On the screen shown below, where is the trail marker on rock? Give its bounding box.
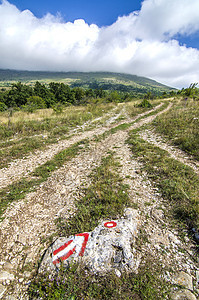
[104,221,117,228]
[52,233,89,265]
[39,208,140,274]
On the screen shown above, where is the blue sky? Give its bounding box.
[1,0,199,88]
[9,0,142,27]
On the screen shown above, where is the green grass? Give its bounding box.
[28,153,171,299]
[0,140,87,219]
[127,130,199,232]
[28,260,170,300]
[0,136,54,168]
[152,99,199,160]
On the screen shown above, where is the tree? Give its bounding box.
[25,96,46,112]
[49,82,75,105]
[34,81,55,108]
[180,83,198,99]
[0,102,7,111]
[72,87,85,103]
[6,82,33,107]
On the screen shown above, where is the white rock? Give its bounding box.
[174,271,193,290]
[0,271,14,282]
[196,270,199,293]
[115,269,121,277]
[171,289,197,300]
[39,208,139,274]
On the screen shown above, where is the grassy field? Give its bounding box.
[127,130,199,231]
[152,98,199,160]
[0,140,88,219]
[0,101,160,216]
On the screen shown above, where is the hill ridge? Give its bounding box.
[0,69,174,92]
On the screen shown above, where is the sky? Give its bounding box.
[0,0,199,88]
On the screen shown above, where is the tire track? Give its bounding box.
[140,129,199,175]
[0,103,164,189]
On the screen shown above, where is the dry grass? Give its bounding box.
[0,103,114,125]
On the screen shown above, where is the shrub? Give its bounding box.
[137,99,152,108]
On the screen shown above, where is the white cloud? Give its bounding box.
[0,0,199,88]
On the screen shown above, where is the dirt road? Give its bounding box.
[0,102,197,299]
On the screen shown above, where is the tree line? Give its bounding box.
[0,81,136,112]
[1,81,197,113]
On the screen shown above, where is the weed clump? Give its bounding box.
[137,99,152,108]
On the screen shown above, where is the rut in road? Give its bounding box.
[140,129,199,175]
[0,103,163,189]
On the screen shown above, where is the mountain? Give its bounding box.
[0,69,175,96]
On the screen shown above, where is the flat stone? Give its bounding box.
[171,289,197,300]
[174,271,193,290]
[0,271,14,282]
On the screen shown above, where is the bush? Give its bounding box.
[0,101,7,112]
[137,99,152,108]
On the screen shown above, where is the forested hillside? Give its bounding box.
[0,70,176,107]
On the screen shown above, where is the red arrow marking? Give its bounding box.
[52,232,89,265]
[76,233,89,256]
[53,240,73,256]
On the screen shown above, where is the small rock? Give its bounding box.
[152,209,164,220]
[0,271,14,282]
[23,271,31,278]
[5,296,18,300]
[169,232,181,245]
[196,270,199,293]
[174,271,193,290]
[171,289,197,300]
[115,269,121,277]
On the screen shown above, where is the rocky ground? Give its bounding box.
[0,102,198,299]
